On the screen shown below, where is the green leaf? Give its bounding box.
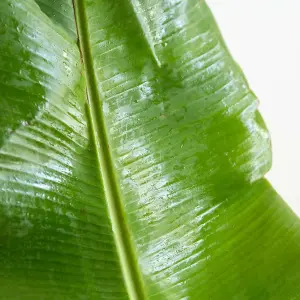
[1,0,299,299]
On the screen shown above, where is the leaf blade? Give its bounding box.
[0,0,127,298]
[0,0,300,299]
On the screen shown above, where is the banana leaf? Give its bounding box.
[0,0,299,299]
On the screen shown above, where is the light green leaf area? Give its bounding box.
[0,0,299,299]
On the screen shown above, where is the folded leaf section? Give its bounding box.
[84,0,300,299]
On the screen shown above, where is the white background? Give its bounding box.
[207,0,300,215]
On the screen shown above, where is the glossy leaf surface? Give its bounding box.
[0,0,300,299]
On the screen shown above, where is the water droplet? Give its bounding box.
[63,50,68,58]
[21,120,29,126]
[103,102,109,115]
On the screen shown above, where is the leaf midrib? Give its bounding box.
[72,1,146,299]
